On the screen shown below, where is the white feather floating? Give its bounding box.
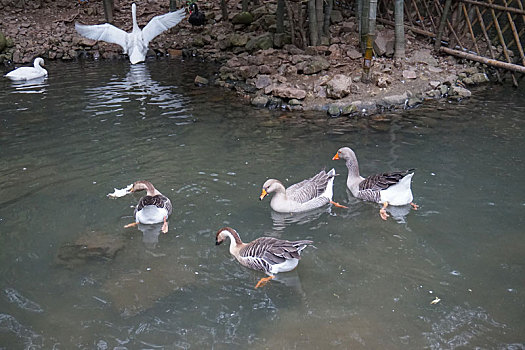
[107,184,133,198]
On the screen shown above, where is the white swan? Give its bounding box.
[75,3,186,64]
[5,57,47,81]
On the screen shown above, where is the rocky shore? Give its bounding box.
[0,0,491,115]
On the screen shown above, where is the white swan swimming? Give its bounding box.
[5,57,48,81]
[75,3,186,64]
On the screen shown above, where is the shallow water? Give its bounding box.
[0,59,524,349]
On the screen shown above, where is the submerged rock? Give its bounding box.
[55,231,125,268]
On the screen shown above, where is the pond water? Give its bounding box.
[0,58,524,349]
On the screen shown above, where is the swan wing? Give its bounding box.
[142,8,186,45]
[75,22,128,50]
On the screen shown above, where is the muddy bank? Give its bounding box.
[0,0,491,115]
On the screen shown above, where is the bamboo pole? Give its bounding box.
[410,0,427,33]
[421,0,437,33]
[440,47,525,74]
[460,0,525,16]
[475,6,502,82]
[461,3,480,54]
[503,0,525,67]
[487,0,518,86]
[434,0,452,51]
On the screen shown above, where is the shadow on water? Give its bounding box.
[0,59,524,349]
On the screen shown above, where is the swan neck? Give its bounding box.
[132,3,139,31]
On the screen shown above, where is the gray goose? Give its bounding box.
[333,147,418,220]
[260,169,347,213]
[124,180,173,233]
[215,227,312,288]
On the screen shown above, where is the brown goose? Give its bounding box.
[260,169,347,213]
[124,180,173,233]
[215,227,312,288]
[333,147,418,220]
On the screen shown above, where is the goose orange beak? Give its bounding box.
[332,153,340,160]
[259,189,268,200]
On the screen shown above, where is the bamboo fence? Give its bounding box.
[375,0,525,85]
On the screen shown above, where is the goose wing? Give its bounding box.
[142,8,186,45]
[75,22,128,50]
[286,170,332,203]
[359,169,414,191]
[239,237,312,272]
[135,194,172,215]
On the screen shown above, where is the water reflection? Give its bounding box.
[270,206,332,231]
[83,63,187,119]
[8,76,47,94]
[137,223,163,249]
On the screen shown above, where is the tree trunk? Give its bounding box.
[242,0,249,12]
[221,0,228,21]
[169,0,178,12]
[368,0,377,36]
[323,0,333,36]
[276,0,285,33]
[103,0,114,23]
[394,0,405,59]
[308,0,318,46]
[315,0,323,42]
[360,0,370,51]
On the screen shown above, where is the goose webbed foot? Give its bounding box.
[162,217,169,234]
[410,202,419,210]
[330,200,348,209]
[380,202,389,220]
[255,275,275,289]
[124,222,139,229]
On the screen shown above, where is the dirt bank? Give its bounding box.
[0,0,491,115]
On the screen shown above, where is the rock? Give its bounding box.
[376,75,390,88]
[326,74,352,99]
[409,48,439,66]
[194,75,209,85]
[288,98,302,106]
[239,65,259,79]
[346,48,362,60]
[55,231,125,268]
[273,33,291,48]
[255,75,272,89]
[232,11,254,25]
[0,32,6,52]
[79,37,96,46]
[230,33,249,47]
[438,84,449,95]
[245,33,273,51]
[341,103,358,115]
[327,104,341,116]
[449,85,472,98]
[403,70,417,79]
[217,35,232,50]
[259,64,273,74]
[300,56,330,75]
[471,72,489,84]
[330,9,343,23]
[283,44,304,55]
[373,30,395,57]
[272,84,307,99]
[168,49,182,57]
[429,80,441,89]
[379,93,408,107]
[251,95,269,107]
[407,96,423,107]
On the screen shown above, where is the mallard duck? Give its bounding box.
[260,169,347,213]
[188,2,206,27]
[215,227,312,288]
[5,57,47,81]
[75,3,186,64]
[332,147,418,220]
[124,180,173,233]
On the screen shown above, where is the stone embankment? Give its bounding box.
[0,0,491,115]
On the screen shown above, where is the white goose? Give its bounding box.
[260,169,347,213]
[124,180,173,233]
[333,147,418,220]
[75,3,186,64]
[5,57,47,81]
[215,227,312,288]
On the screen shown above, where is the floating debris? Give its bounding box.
[107,184,132,198]
[430,297,441,305]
